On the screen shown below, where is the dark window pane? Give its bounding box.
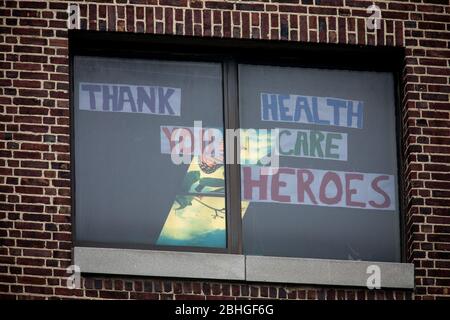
[74,56,226,249]
[239,64,400,262]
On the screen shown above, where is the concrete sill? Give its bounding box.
[74,247,245,281]
[245,255,414,289]
[74,247,414,289]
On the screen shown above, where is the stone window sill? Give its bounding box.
[74,247,414,289]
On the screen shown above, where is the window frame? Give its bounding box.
[70,31,412,288]
[71,54,234,255]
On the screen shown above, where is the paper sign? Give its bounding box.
[161,126,347,162]
[261,92,364,129]
[79,82,181,116]
[160,126,222,157]
[242,166,395,211]
[278,128,347,161]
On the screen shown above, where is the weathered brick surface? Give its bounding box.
[1,0,449,300]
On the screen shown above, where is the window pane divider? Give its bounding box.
[223,59,243,254]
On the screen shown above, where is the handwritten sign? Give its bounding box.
[242,166,395,211]
[278,128,347,161]
[160,126,222,157]
[79,82,181,116]
[261,93,364,129]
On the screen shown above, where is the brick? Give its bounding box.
[99,291,129,299]
[0,0,448,302]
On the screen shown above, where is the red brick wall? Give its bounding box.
[0,0,449,300]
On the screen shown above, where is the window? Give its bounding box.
[74,56,227,250]
[72,34,413,288]
[239,64,400,262]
